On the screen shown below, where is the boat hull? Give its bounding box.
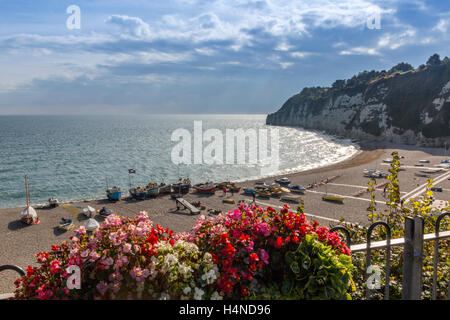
[107,191,122,201]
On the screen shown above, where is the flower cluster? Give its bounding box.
[14,205,352,300]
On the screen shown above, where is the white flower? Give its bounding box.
[183,287,192,295]
[210,291,223,300]
[203,252,212,262]
[164,253,178,266]
[178,263,192,277]
[194,287,204,300]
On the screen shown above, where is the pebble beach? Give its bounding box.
[1,141,450,294]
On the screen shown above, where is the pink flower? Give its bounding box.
[96,281,109,296]
[130,266,150,282]
[259,249,269,264]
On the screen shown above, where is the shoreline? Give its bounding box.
[0,139,361,210]
[1,142,450,293]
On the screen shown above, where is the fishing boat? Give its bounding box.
[21,175,39,225]
[289,185,307,194]
[441,159,450,164]
[275,177,291,185]
[419,159,430,163]
[158,183,172,194]
[322,194,344,204]
[257,190,271,198]
[193,182,216,194]
[228,184,241,192]
[129,186,148,200]
[270,190,282,197]
[106,186,123,201]
[172,178,191,194]
[243,188,257,195]
[146,182,160,197]
[215,181,230,189]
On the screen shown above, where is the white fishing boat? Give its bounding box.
[20,175,38,225]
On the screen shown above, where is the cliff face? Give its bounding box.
[266,60,450,147]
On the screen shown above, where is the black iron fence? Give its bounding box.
[331,211,450,300]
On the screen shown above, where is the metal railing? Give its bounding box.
[0,264,25,300]
[330,212,450,300]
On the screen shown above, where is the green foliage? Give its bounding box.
[388,62,414,74]
[252,234,354,300]
[333,151,450,300]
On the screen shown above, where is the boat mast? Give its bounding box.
[24,175,30,215]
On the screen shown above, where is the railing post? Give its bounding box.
[402,217,414,299]
[402,216,424,300]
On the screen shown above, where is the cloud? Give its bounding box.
[106,15,152,38]
[433,19,449,33]
[339,47,380,56]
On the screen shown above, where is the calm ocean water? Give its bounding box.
[0,115,358,208]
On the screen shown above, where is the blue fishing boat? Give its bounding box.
[106,186,123,201]
[289,185,307,193]
[243,188,257,195]
[129,187,148,200]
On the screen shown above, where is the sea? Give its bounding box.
[0,115,358,209]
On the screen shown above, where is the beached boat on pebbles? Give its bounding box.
[48,197,59,208]
[106,186,123,201]
[289,185,306,194]
[322,194,344,204]
[129,186,148,200]
[172,178,191,194]
[193,182,216,194]
[275,177,291,185]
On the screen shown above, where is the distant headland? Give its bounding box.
[267,54,450,147]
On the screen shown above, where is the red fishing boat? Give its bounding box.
[193,182,216,194]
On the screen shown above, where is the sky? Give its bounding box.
[0,0,449,115]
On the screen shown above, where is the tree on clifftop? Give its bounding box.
[426,53,441,66]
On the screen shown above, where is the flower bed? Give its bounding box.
[13,204,353,300]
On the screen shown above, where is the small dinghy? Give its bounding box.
[322,194,344,204]
[289,185,307,194]
[99,207,113,217]
[58,218,74,231]
[83,206,96,218]
[275,177,291,185]
[48,197,59,208]
[280,194,302,203]
[243,188,257,195]
[85,218,100,232]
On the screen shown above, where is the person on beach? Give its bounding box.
[223,187,227,197]
[252,193,256,203]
